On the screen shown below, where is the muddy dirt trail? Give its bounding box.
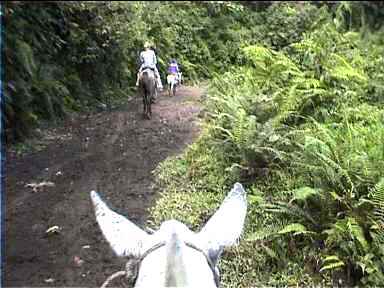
[4,86,205,287]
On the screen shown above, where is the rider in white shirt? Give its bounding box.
[136,41,163,91]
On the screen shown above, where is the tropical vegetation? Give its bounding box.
[5,1,384,286]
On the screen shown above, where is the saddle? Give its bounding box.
[142,66,155,72]
[167,73,177,85]
[140,67,157,79]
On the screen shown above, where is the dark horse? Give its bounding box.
[139,68,157,119]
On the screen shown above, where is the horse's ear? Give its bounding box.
[90,191,149,257]
[197,183,247,253]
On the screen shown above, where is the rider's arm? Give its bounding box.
[152,50,157,66]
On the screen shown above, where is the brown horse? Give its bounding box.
[139,68,157,119]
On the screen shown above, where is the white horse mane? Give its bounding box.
[91,182,247,287]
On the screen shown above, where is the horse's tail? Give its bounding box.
[140,71,149,93]
[141,70,149,83]
[140,70,156,101]
[141,70,156,83]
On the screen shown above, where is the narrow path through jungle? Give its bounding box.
[5,86,205,287]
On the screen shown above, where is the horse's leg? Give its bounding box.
[145,92,149,119]
[142,87,148,119]
[148,98,152,119]
[152,78,157,104]
[144,89,150,119]
[148,85,153,119]
[143,89,146,114]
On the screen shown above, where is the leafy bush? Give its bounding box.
[5,1,323,142]
[150,6,384,286]
[5,2,128,141]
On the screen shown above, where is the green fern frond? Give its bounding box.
[347,218,369,252]
[370,178,384,245]
[325,217,369,252]
[16,40,36,76]
[243,46,273,64]
[303,135,332,157]
[260,243,279,260]
[277,223,315,236]
[249,145,287,161]
[328,53,367,84]
[371,178,384,206]
[320,255,345,272]
[291,186,321,202]
[246,221,286,242]
[263,202,317,225]
[212,125,234,139]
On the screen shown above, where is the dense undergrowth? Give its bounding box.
[149,2,384,287]
[5,1,318,142]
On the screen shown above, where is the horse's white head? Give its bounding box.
[90,183,247,287]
